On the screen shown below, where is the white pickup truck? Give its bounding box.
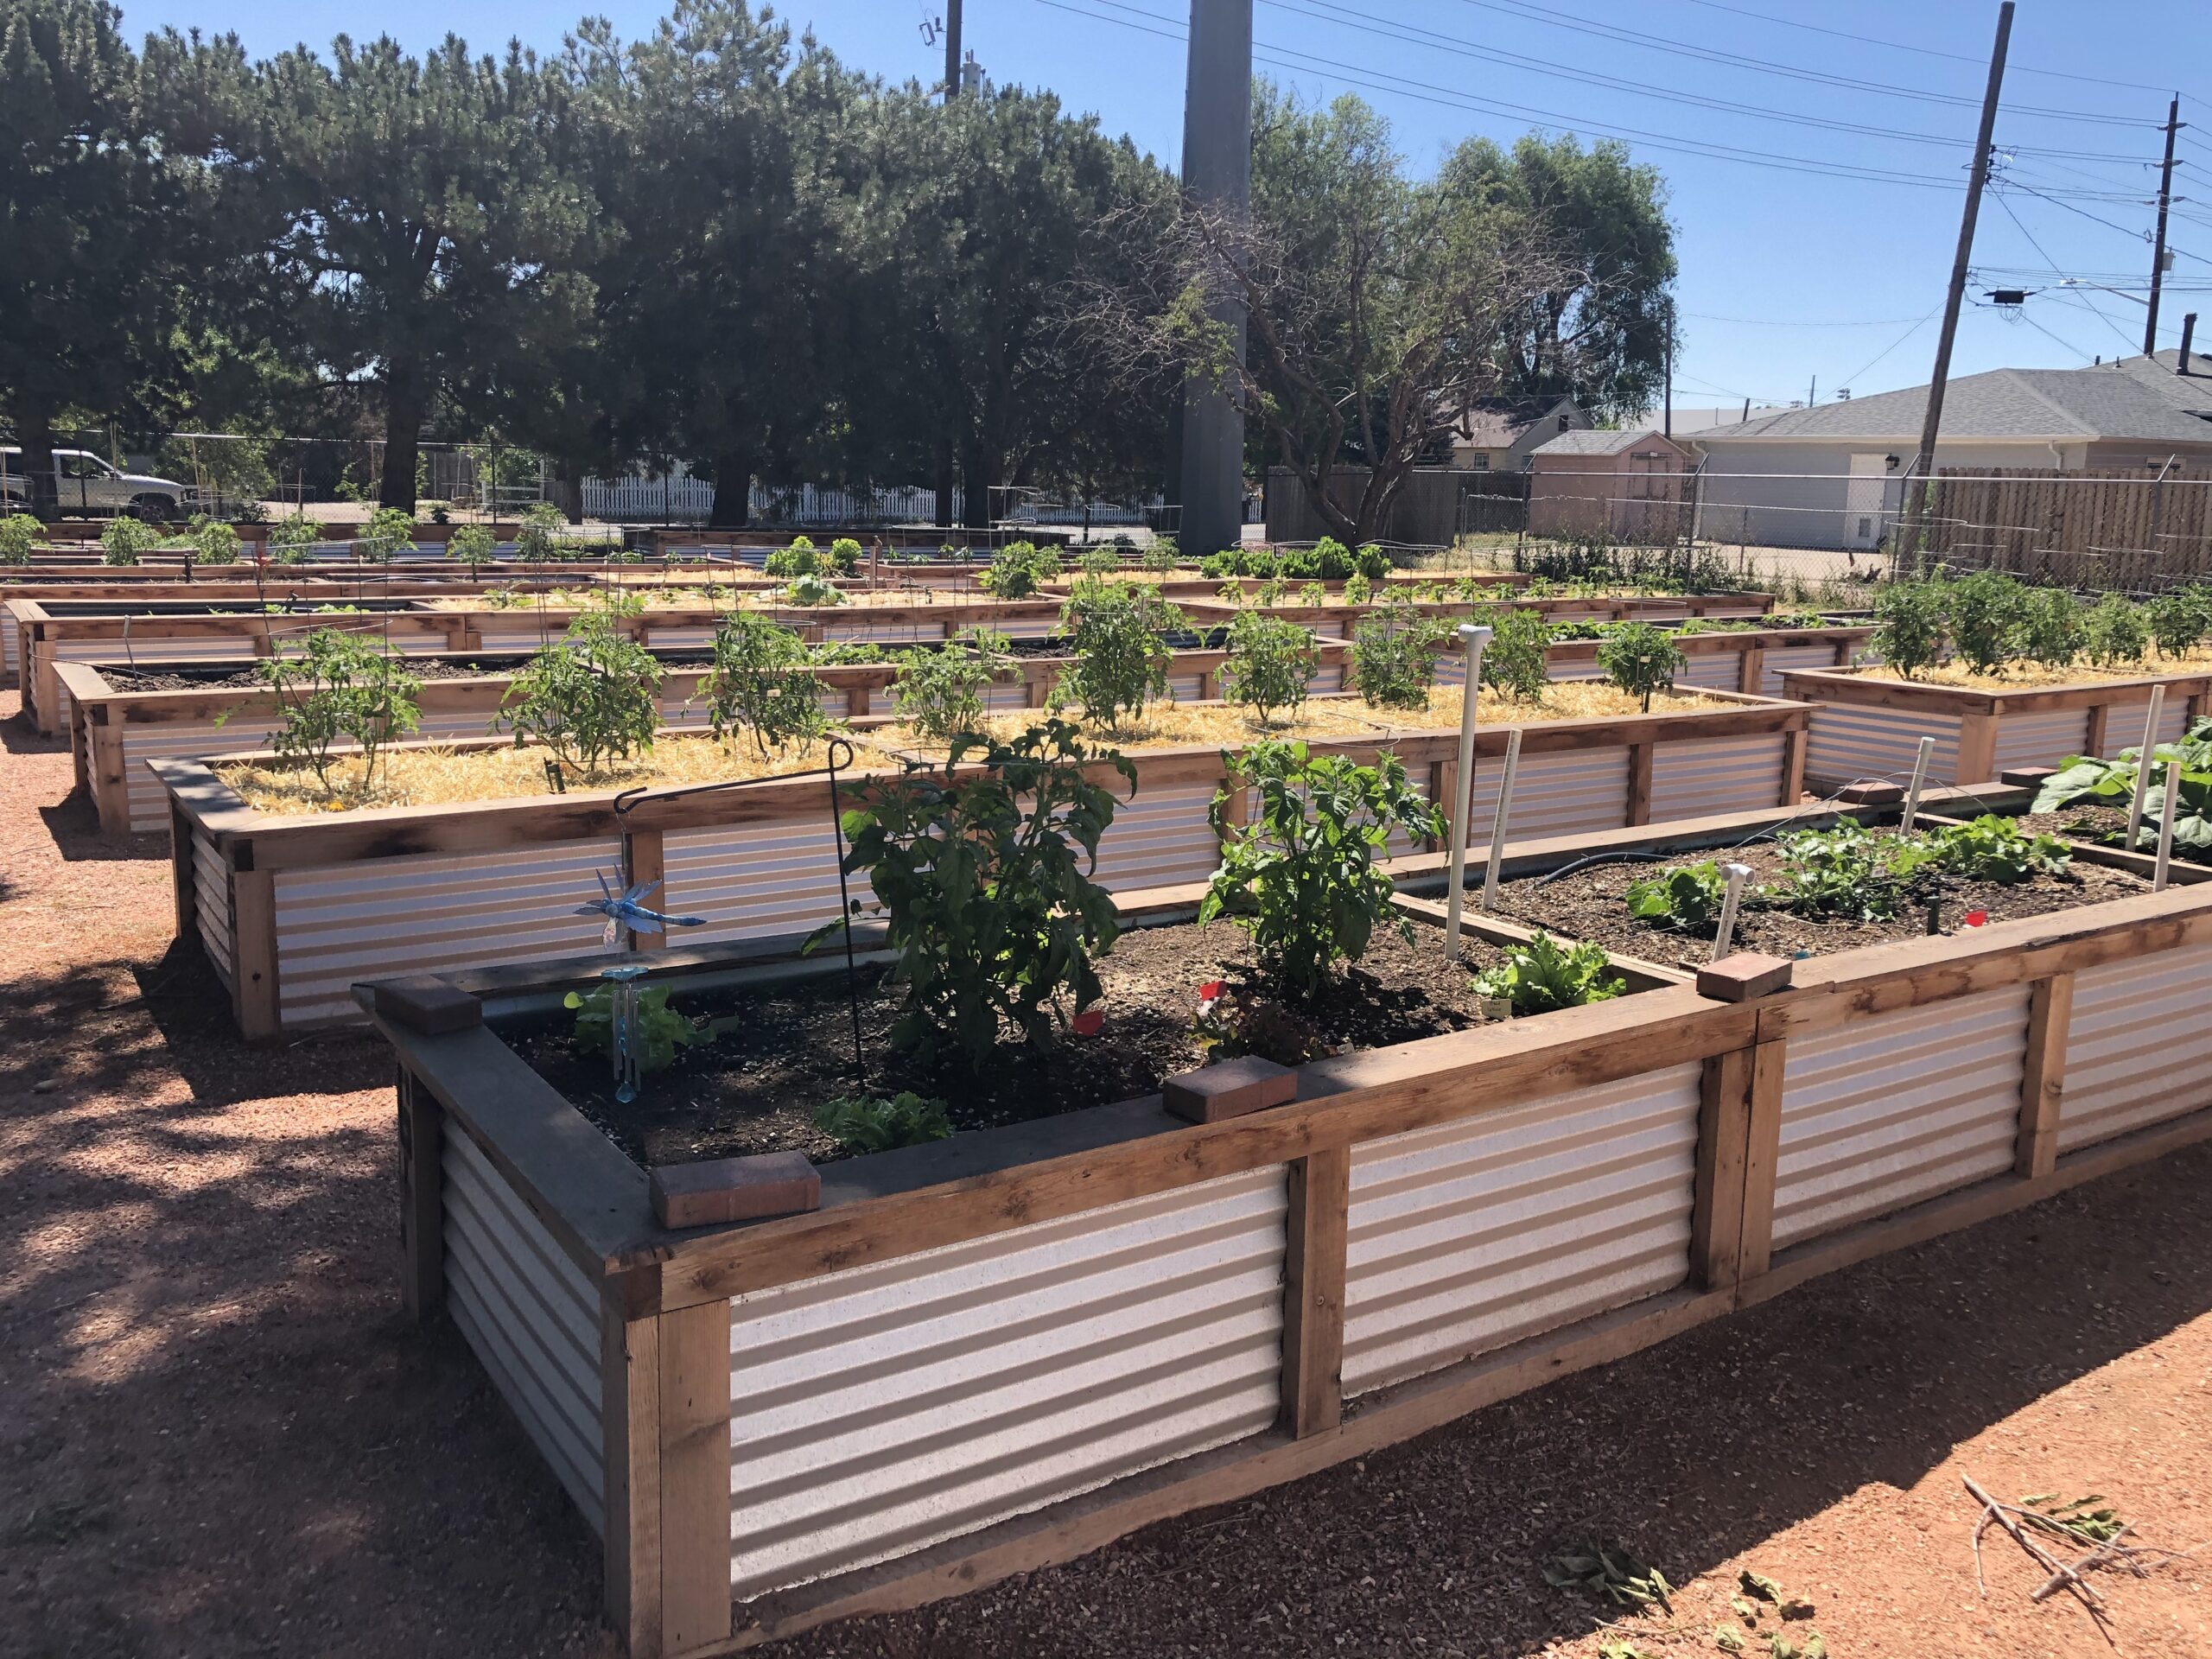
[0,448,191,520]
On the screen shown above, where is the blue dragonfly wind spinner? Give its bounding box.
[576,871,708,1103]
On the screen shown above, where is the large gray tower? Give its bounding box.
[1176,0,1253,557]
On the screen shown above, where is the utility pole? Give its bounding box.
[2145,96,2183,356]
[1663,308,1673,439]
[944,0,962,99]
[1898,1,2012,569]
[1177,0,1255,557]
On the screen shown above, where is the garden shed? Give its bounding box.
[1527,428,1695,543]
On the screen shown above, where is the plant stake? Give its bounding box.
[1711,861,1752,962]
[1479,727,1522,914]
[2126,684,2165,848]
[1443,624,1492,957]
[1902,734,1935,833]
[2155,753,2181,891]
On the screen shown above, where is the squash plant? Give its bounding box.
[823,721,1132,1066]
[2036,720,2212,851]
[499,611,663,778]
[1624,861,1732,933]
[1201,741,1442,994]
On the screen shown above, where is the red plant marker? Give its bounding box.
[1071,1008,1104,1037]
[1198,979,1224,1001]
[1962,909,1987,927]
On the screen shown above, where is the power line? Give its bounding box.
[2000,302,2099,362]
[1988,189,2142,352]
[1683,311,1934,327]
[1831,305,1943,390]
[2001,177,2212,268]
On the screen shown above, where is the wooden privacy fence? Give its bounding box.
[1923,466,2212,588]
[364,798,2212,1656]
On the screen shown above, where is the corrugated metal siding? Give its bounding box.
[2060,944,2212,1153]
[475,620,566,653]
[1342,1065,1700,1395]
[1759,644,1841,697]
[1679,652,1742,690]
[2,613,20,682]
[442,1126,605,1535]
[1772,988,2028,1249]
[50,637,257,723]
[1646,734,1785,823]
[270,840,619,1027]
[726,1167,1287,1598]
[192,828,235,992]
[663,817,874,945]
[1166,671,1205,703]
[1802,701,1963,791]
[1090,780,1224,891]
[2096,697,2193,758]
[1461,746,1631,843]
[1992,708,2090,776]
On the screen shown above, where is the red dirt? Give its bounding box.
[3,686,2208,1659]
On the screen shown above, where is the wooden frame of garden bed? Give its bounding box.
[153,692,1808,1039]
[357,787,2212,1657]
[1779,663,2212,792]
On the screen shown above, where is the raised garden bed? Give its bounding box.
[1780,663,2212,793]
[361,791,2212,1656]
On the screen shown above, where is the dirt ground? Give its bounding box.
[3,683,2208,1659]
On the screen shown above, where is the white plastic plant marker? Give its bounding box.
[1479,727,1523,914]
[1901,734,1935,833]
[1710,861,1753,963]
[2155,753,2182,892]
[2126,684,2165,849]
[1442,624,1493,958]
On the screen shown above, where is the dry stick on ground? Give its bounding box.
[1964,1475,2115,1644]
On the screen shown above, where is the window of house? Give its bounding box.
[1468,453,1490,471]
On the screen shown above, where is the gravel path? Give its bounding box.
[2,687,2206,1658]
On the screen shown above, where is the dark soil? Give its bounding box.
[514,916,1530,1167]
[1484,828,2150,974]
[2018,801,2212,867]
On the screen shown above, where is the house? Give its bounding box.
[1445,395,1590,472]
[1686,350,2212,550]
[1526,428,1695,541]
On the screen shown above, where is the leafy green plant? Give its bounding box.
[1192,982,1331,1065]
[270,515,321,562]
[499,611,663,777]
[1308,536,1354,580]
[980,539,1060,598]
[1350,601,1448,711]
[1871,579,1945,679]
[0,513,41,564]
[1541,1541,1671,1610]
[2145,586,2212,658]
[1342,571,1373,606]
[811,1090,953,1153]
[563,982,708,1072]
[446,523,498,570]
[192,518,241,564]
[257,626,423,789]
[1596,620,1685,710]
[1624,861,1733,933]
[1471,931,1625,1014]
[2034,720,2212,850]
[1218,611,1319,725]
[358,505,416,563]
[1202,741,1441,994]
[784,572,846,606]
[1353,541,1391,579]
[2016,585,2082,669]
[514,502,564,561]
[1480,606,1554,702]
[1924,813,2071,881]
[2081,592,2147,667]
[764,536,820,578]
[827,537,862,576]
[1764,818,1937,919]
[1053,581,1184,730]
[2017,1492,2128,1549]
[893,627,1012,741]
[697,612,830,758]
[822,721,1131,1065]
[1943,569,2025,676]
[100,514,157,566]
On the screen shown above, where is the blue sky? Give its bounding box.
[129,0,2212,417]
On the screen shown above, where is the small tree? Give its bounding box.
[514,502,564,562]
[1479,606,1554,702]
[892,627,1013,741]
[697,612,830,758]
[1053,581,1184,730]
[1201,740,1442,994]
[259,626,423,790]
[2082,592,2147,668]
[1350,601,1448,710]
[1871,579,1944,680]
[447,523,497,570]
[1595,621,1685,711]
[0,514,41,565]
[1219,611,1319,725]
[358,505,416,563]
[499,611,663,777]
[1944,569,2025,677]
[823,721,1133,1065]
[101,515,157,566]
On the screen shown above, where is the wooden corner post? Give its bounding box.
[396,1066,443,1324]
[1690,1046,1756,1292]
[2015,971,2075,1180]
[1279,1145,1351,1439]
[1734,1040,1790,1281]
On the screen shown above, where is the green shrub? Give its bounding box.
[893,627,1011,741]
[1480,607,1554,702]
[1276,545,1321,582]
[812,1091,953,1153]
[193,518,241,564]
[1311,537,1355,580]
[499,611,663,778]
[1343,572,1373,606]
[514,501,564,561]
[270,515,322,562]
[1199,550,1239,579]
[827,537,863,576]
[697,612,830,758]
[1053,581,1184,730]
[980,539,1060,598]
[1353,542,1392,579]
[257,626,422,789]
[2146,586,2212,658]
[0,513,39,565]
[764,536,820,578]
[100,515,157,566]
[446,524,498,569]
[1595,621,1685,711]
[1870,579,1944,679]
[1943,569,2025,677]
[2081,593,2148,667]
[1219,611,1318,725]
[1242,550,1281,581]
[2016,586,2082,670]
[1351,601,1449,711]
[1201,740,1442,994]
[358,505,416,563]
[822,721,1131,1065]
[1471,931,1624,1014]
